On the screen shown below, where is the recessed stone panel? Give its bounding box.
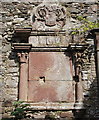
[28,52,74,102]
[29,52,73,81]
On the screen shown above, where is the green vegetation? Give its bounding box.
[71,16,99,35]
[10,101,33,119]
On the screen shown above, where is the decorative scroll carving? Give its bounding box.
[32,4,66,30]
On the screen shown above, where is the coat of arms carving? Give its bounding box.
[31,4,66,30]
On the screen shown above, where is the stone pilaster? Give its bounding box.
[74,52,83,103]
[12,43,32,101]
[17,52,29,101]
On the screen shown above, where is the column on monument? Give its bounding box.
[75,53,83,103]
[17,52,29,101]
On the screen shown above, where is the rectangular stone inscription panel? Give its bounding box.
[28,52,74,102]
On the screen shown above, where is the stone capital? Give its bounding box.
[17,52,29,63]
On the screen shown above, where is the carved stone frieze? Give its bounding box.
[31,4,66,30]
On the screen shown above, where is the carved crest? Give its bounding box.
[32,4,66,29]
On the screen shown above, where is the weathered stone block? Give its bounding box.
[4,94,18,101]
[69,8,80,14]
[8,60,18,67]
[6,80,18,88]
[2,101,12,107]
[2,113,10,119]
[6,88,17,94]
[60,111,74,119]
[2,44,11,52]
[12,77,19,82]
[8,67,19,73]
[87,14,97,22]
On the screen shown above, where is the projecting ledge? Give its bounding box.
[12,43,89,52]
[12,43,32,51]
[23,102,85,110]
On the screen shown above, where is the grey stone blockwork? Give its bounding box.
[0,0,98,3]
[0,0,99,119]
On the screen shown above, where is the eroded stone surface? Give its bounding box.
[31,4,66,30]
[29,52,73,81]
[28,81,74,102]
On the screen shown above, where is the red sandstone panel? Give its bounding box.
[28,52,74,102]
[29,52,73,81]
[28,80,74,102]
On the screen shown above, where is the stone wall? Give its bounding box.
[1,0,99,119]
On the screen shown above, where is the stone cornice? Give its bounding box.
[14,28,67,36]
[12,43,32,51]
[12,43,89,52]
